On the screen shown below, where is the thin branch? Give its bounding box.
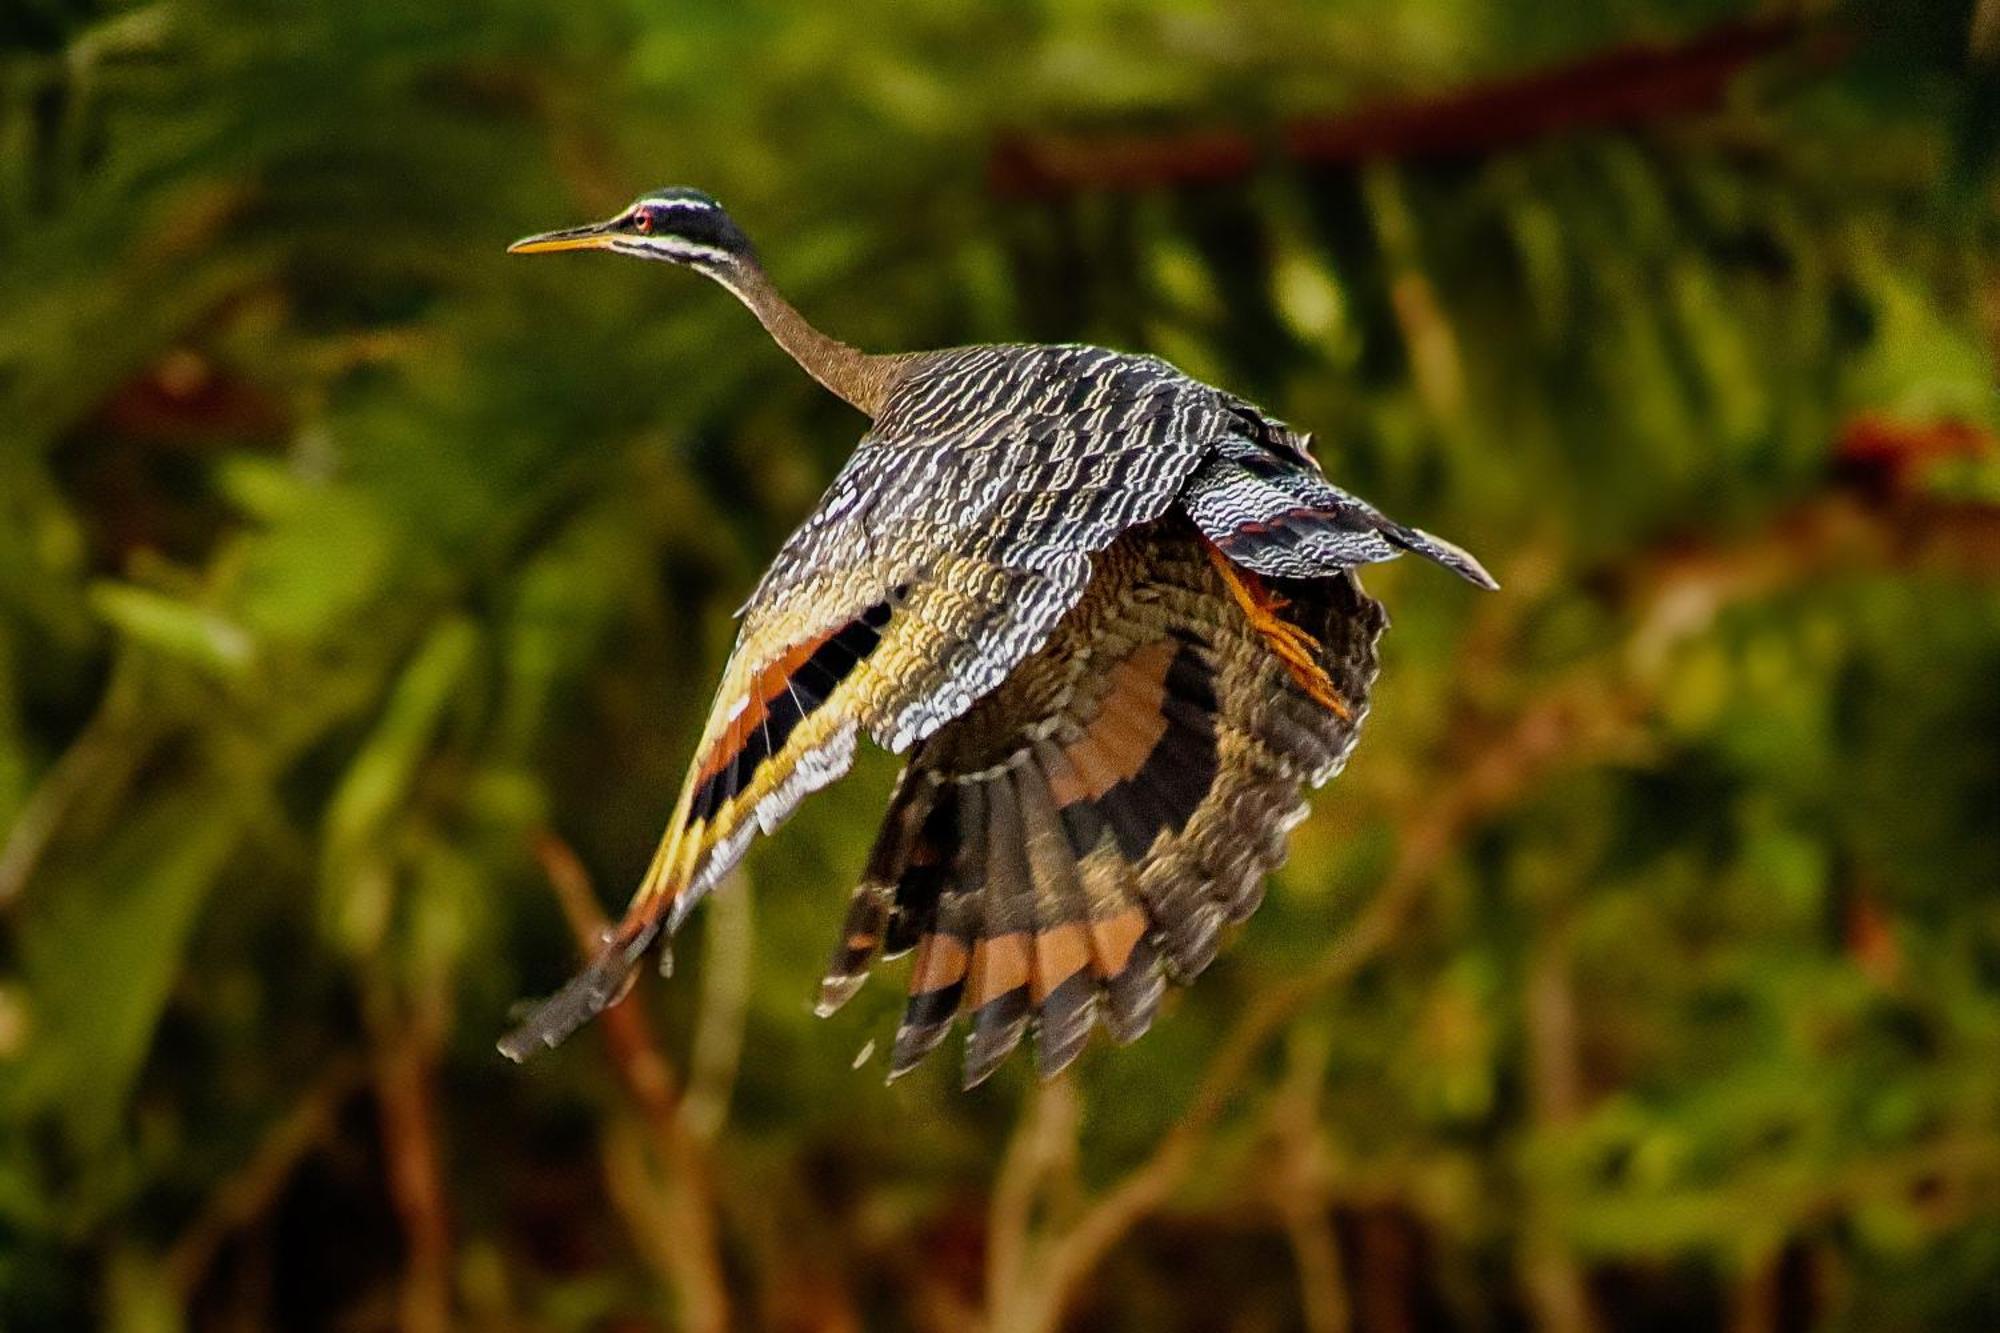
[986,1079,1080,1333]
[368,993,453,1333]
[0,652,153,911]
[682,868,752,1141]
[534,830,730,1333]
[538,833,686,1117]
[1364,162,1465,422]
[163,1058,368,1299]
[1728,1249,1783,1333]
[599,1113,713,1330]
[1268,1032,1350,1333]
[1282,1195,1351,1333]
[1974,0,2000,59]
[1521,927,1602,1333]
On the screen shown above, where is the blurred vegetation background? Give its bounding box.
[3,0,1999,1329]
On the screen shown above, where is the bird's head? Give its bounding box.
[508,187,755,274]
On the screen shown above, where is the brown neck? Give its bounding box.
[716,262,901,417]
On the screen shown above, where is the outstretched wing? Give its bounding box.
[499,345,1226,1059]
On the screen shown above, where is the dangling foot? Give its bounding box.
[1201,540,1352,721]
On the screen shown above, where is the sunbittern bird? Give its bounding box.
[503,188,1496,1088]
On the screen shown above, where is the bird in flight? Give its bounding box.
[502,188,1495,1088]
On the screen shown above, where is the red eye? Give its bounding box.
[633,210,654,234]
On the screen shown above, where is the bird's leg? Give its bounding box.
[1202,541,1353,721]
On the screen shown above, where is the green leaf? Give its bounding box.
[6,781,247,1156]
[87,585,254,678]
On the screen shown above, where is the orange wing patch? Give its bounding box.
[686,598,895,826]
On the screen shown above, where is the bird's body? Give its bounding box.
[502,190,1494,1086]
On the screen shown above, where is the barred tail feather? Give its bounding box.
[1184,443,1499,590]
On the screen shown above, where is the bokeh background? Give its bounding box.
[4,1,1999,1329]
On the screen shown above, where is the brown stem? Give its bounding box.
[1729,1249,1782,1333]
[682,868,752,1141]
[534,831,731,1333]
[1521,930,1602,1333]
[164,1059,367,1301]
[1974,0,2000,58]
[598,1114,725,1332]
[985,1079,1080,1333]
[1363,163,1464,422]
[1269,1033,1350,1333]
[1283,1198,1351,1333]
[370,1011,453,1333]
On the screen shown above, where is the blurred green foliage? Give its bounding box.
[2,1,1998,1330]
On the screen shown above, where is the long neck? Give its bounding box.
[715,261,900,417]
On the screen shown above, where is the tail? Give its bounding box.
[1182,441,1499,591]
[817,536,1387,1088]
[1377,521,1498,591]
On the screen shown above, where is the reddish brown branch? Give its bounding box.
[164,1058,367,1300]
[370,1013,453,1333]
[990,128,1259,200]
[537,834,687,1120]
[1521,931,1603,1333]
[1624,493,2000,671]
[991,15,1818,198]
[534,831,731,1333]
[1833,413,1999,500]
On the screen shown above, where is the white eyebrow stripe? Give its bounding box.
[642,197,721,215]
